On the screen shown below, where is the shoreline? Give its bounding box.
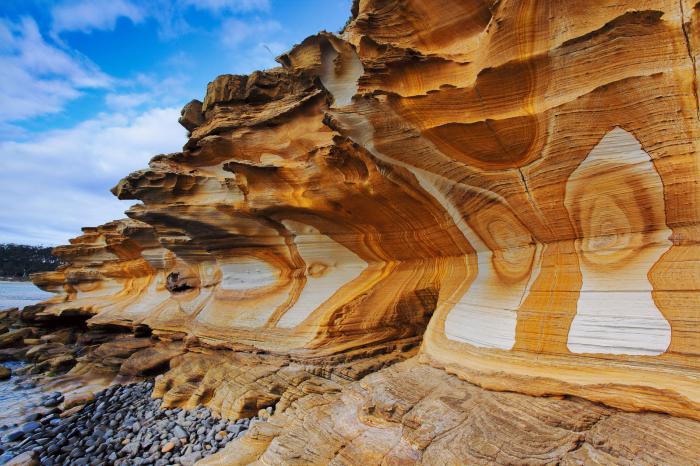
[1,381,261,465]
[0,305,267,465]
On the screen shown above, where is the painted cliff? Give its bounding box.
[30,1,700,463]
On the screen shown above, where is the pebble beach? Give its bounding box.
[0,381,265,465]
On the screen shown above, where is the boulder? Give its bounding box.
[178,99,204,132]
[120,345,184,377]
[0,328,32,348]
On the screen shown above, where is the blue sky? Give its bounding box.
[0,0,351,245]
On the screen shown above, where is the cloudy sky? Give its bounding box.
[0,0,351,245]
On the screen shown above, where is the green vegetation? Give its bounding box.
[0,244,62,280]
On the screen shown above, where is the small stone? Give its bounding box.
[41,398,60,408]
[24,412,42,422]
[21,421,42,433]
[179,452,202,466]
[161,441,175,453]
[172,425,187,439]
[3,429,25,442]
[121,441,140,456]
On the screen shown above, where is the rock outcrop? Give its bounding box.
[199,358,700,466]
[29,0,700,463]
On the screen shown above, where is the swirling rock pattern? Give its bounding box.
[198,359,700,466]
[32,0,700,437]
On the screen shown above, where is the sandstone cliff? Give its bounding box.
[30,0,700,463]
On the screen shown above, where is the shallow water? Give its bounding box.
[0,280,53,310]
[0,281,56,434]
[0,362,47,433]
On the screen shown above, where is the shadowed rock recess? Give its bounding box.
[28,0,700,463]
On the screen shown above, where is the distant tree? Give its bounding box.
[0,244,62,280]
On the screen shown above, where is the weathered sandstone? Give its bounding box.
[199,359,700,466]
[25,0,700,463]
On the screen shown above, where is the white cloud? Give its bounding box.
[181,0,269,13]
[216,18,287,72]
[51,0,145,35]
[105,92,153,109]
[223,40,287,73]
[49,0,270,40]
[220,17,281,48]
[0,107,186,245]
[104,73,195,111]
[0,17,112,123]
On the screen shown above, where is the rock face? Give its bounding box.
[198,359,700,466]
[31,0,700,457]
[31,218,169,327]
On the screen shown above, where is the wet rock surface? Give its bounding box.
[0,381,260,465]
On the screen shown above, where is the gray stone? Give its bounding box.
[3,430,24,442]
[41,399,60,408]
[24,412,42,422]
[121,441,140,457]
[172,425,187,439]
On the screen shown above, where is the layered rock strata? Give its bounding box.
[29,0,700,458]
[198,358,700,466]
